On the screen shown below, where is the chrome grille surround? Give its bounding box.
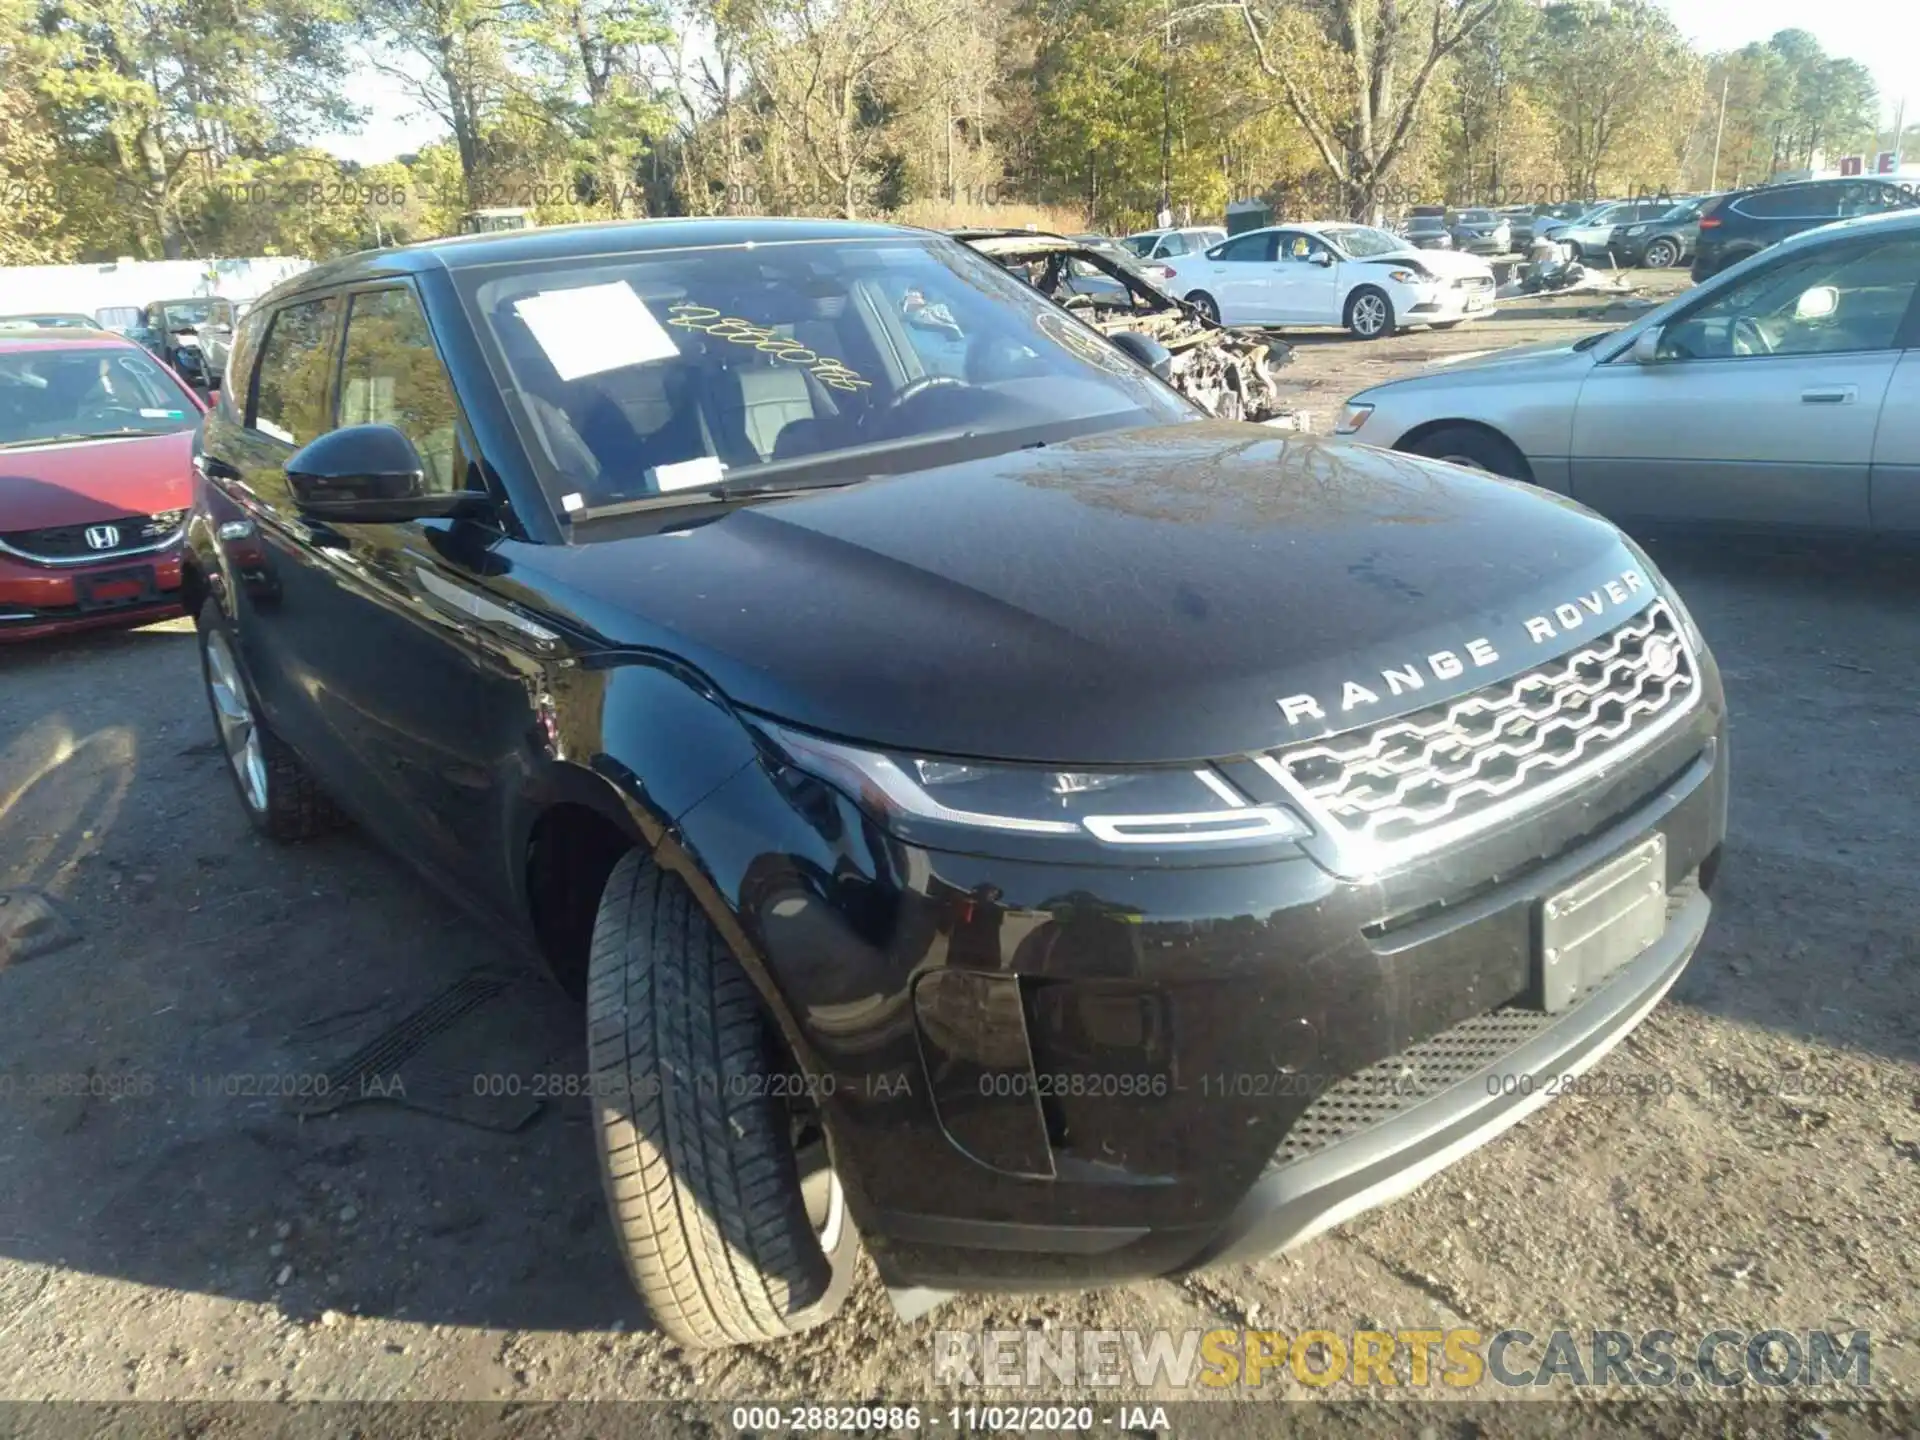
[1259,600,1699,870]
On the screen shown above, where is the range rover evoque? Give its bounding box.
[183,218,1728,1349]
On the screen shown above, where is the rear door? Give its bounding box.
[1190,231,1277,322]
[1571,231,1920,532]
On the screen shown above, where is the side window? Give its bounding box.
[1840,182,1908,217]
[1212,232,1274,262]
[338,288,465,494]
[248,296,339,446]
[1657,236,1920,361]
[1158,234,1189,257]
[1280,233,1330,263]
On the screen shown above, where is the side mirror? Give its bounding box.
[1107,329,1174,380]
[286,424,471,523]
[1311,250,1334,267]
[1629,326,1665,365]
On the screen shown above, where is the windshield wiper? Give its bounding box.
[0,429,161,449]
[567,427,977,522]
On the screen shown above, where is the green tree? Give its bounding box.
[19,0,356,257]
[1530,0,1698,198]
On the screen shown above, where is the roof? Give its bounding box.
[0,330,143,352]
[251,216,933,311]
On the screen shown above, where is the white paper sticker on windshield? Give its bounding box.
[561,492,585,513]
[513,282,679,382]
[256,417,294,443]
[652,456,726,493]
[140,408,184,418]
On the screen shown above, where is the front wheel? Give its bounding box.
[1402,424,1529,480]
[1345,288,1395,340]
[587,851,858,1348]
[1185,290,1221,325]
[1642,237,1681,269]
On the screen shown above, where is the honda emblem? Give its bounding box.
[84,524,121,551]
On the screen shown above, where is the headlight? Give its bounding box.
[766,726,1307,848]
[1386,269,1427,284]
[1625,225,1648,236]
[140,509,187,538]
[1334,401,1374,435]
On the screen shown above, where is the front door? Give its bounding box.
[1570,232,1920,531]
[1271,231,1343,324]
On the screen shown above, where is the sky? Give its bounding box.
[313,0,1920,167]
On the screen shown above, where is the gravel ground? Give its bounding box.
[2,289,1916,1434]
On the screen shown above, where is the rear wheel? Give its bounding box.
[1642,236,1681,269]
[196,600,344,841]
[587,850,858,1348]
[1402,425,1529,481]
[1345,287,1395,340]
[1185,291,1221,325]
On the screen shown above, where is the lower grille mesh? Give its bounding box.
[1268,880,1696,1170]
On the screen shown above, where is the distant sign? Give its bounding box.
[1876,152,1899,174]
[1839,155,1865,176]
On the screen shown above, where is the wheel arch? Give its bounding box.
[1392,418,1536,484]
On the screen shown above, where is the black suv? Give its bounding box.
[1692,177,1917,280]
[184,218,1727,1349]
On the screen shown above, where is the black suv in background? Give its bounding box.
[183,217,1725,1350]
[1692,177,1917,280]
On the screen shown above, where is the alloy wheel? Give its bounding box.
[1351,294,1388,337]
[204,629,267,814]
[1644,238,1679,269]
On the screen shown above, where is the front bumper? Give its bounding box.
[694,651,1728,1294]
[0,543,184,642]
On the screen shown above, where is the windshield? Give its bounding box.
[1322,226,1407,258]
[1120,234,1160,257]
[159,300,231,330]
[0,345,198,446]
[463,235,1197,519]
[1407,215,1445,230]
[1457,210,1496,223]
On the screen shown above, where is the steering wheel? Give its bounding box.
[1731,316,1774,357]
[886,373,970,410]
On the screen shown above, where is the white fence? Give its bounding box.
[0,257,315,320]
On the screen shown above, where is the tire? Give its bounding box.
[1345,287,1395,340]
[1402,424,1529,480]
[1185,291,1221,325]
[1642,237,1680,269]
[588,851,858,1349]
[196,599,344,841]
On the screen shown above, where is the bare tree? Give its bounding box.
[1174,0,1501,220]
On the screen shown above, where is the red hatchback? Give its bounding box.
[0,330,206,642]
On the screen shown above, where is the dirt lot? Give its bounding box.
[3,285,1917,1434]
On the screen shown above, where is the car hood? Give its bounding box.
[1392,335,1602,381]
[519,424,1650,764]
[1365,248,1489,278]
[0,430,195,529]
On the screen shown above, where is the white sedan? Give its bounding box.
[1161,223,1499,339]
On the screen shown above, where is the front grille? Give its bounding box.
[1266,600,1695,853]
[0,512,182,561]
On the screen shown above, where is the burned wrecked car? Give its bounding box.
[955,229,1298,426]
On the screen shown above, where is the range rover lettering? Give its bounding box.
[183,218,1729,1349]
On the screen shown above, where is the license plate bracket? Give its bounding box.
[1533,834,1668,1013]
[75,564,158,612]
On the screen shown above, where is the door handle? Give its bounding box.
[1800,387,1856,405]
